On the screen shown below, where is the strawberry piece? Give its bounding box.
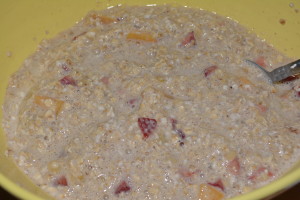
[179,169,200,178]
[138,118,157,138]
[255,56,267,68]
[60,76,76,86]
[61,59,72,71]
[227,157,240,175]
[55,175,68,186]
[179,169,196,179]
[127,98,139,109]
[176,129,186,140]
[248,167,273,181]
[101,76,110,85]
[204,65,218,77]
[115,181,131,195]
[280,75,299,83]
[181,31,196,47]
[257,103,268,113]
[62,65,70,71]
[170,118,178,130]
[208,179,225,191]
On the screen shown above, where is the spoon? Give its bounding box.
[246,59,300,83]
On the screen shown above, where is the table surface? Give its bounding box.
[0,183,299,199]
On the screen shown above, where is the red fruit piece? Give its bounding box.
[227,157,240,175]
[208,179,225,191]
[138,117,157,138]
[180,170,195,178]
[115,181,131,195]
[280,75,299,83]
[60,76,76,86]
[255,56,267,68]
[204,65,218,77]
[127,98,138,109]
[179,169,200,178]
[181,31,196,47]
[256,103,268,113]
[62,65,70,71]
[55,175,68,186]
[170,118,178,130]
[248,167,273,181]
[101,76,110,85]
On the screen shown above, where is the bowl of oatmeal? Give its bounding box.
[0,0,300,200]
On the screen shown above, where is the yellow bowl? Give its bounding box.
[0,0,299,199]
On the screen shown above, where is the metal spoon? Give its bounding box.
[245,59,300,83]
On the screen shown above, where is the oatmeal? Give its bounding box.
[2,5,300,200]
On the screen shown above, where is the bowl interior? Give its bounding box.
[0,0,299,200]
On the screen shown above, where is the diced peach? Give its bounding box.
[238,77,253,86]
[91,14,116,24]
[198,184,224,200]
[34,96,64,116]
[99,16,116,24]
[126,32,157,42]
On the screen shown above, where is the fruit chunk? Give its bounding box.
[138,117,157,138]
[100,76,110,85]
[126,32,157,42]
[198,184,224,200]
[115,181,131,195]
[60,75,77,86]
[181,31,196,47]
[238,77,253,86]
[54,175,68,186]
[255,56,267,68]
[179,168,199,178]
[34,96,64,116]
[256,103,268,113]
[204,66,218,77]
[208,179,225,191]
[91,14,116,24]
[248,167,273,181]
[227,157,240,175]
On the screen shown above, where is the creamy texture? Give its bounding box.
[2,5,300,200]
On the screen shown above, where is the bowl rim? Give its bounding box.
[1,166,300,200]
[0,173,44,200]
[0,1,300,199]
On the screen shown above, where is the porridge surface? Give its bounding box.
[2,5,300,200]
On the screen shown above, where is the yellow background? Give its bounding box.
[0,0,299,199]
